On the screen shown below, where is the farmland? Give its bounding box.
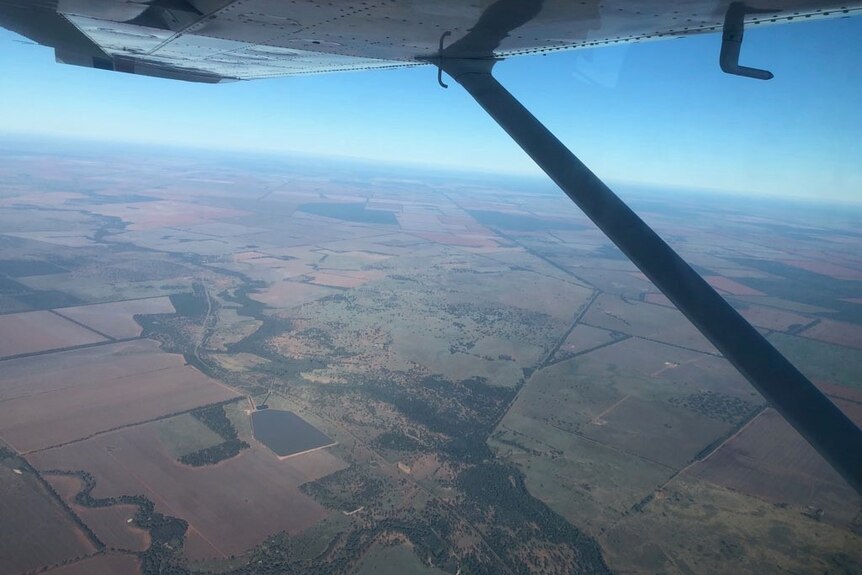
[0,139,859,574]
[28,416,343,562]
[0,339,239,452]
[0,449,98,575]
[46,473,151,552]
[0,309,107,358]
[55,297,176,339]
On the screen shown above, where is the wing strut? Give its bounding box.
[439,57,862,494]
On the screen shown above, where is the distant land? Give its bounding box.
[0,137,859,575]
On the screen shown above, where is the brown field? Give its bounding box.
[781,259,862,280]
[29,423,346,561]
[4,231,97,247]
[240,257,315,279]
[250,280,338,308]
[0,465,97,575]
[800,318,862,350]
[737,304,812,332]
[0,310,106,358]
[816,380,862,403]
[86,200,246,231]
[689,409,861,527]
[0,191,86,208]
[317,249,393,263]
[703,275,766,296]
[232,250,268,261]
[413,232,498,248]
[46,474,150,552]
[308,271,383,289]
[42,554,141,575]
[0,339,239,452]
[54,297,176,339]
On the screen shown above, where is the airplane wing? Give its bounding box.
[1,0,860,83]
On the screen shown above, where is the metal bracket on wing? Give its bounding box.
[720,2,776,79]
[433,31,452,88]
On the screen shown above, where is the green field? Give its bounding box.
[354,543,448,575]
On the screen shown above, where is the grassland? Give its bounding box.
[769,332,862,389]
[352,543,448,575]
[1,141,859,575]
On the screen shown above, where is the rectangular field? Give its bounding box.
[799,318,862,350]
[250,280,337,309]
[689,408,860,528]
[736,304,812,333]
[780,259,862,280]
[582,294,717,354]
[0,310,106,358]
[0,339,239,452]
[54,296,176,339]
[0,460,97,575]
[28,419,347,562]
[42,554,141,575]
[703,275,766,296]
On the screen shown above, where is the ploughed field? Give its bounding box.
[0,339,239,452]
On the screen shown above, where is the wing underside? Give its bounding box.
[1,0,860,81]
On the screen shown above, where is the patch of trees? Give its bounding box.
[179,438,248,467]
[669,391,761,424]
[191,402,240,440]
[178,402,249,467]
[373,430,422,452]
[169,282,208,319]
[456,462,611,575]
[229,500,465,575]
[359,373,514,463]
[300,465,385,512]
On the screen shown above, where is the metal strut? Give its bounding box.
[720,2,775,80]
[439,57,862,494]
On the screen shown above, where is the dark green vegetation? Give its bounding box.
[373,430,422,452]
[0,259,68,277]
[299,202,398,225]
[301,466,384,512]
[467,210,586,231]
[361,374,514,462]
[251,409,334,457]
[669,391,761,424]
[457,463,610,575]
[170,283,209,319]
[730,258,862,324]
[0,272,83,310]
[179,403,249,467]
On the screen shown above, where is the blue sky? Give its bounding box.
[0,15,860,202]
